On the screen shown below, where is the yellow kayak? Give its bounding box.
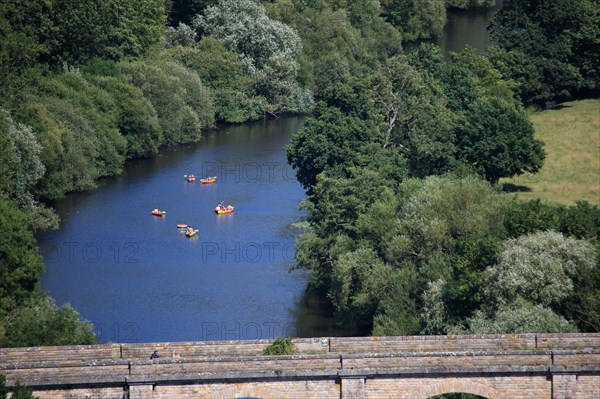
[185,229,199,237]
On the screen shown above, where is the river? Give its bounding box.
[39,117,347,343]
[38,6,499,344]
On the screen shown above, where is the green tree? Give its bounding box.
[486,230,597,308]
[119,59,209,144]
[88,74,162,159]
[194,0,301,73]
[1,296,97,347]
[466,298,578,334]
[0,200,45,308]
[0,108,58,230]
[328,246,394,324]
[489,0,597,103]
[446,0,495,8]
[194,0,307,114]
[380,0,446,40]
[51,0,166,65]
[164,39,265,122]
[3,0,166,67]
[168,0,218,26]
[456,96,545,184]
[377,52,456,178]
[286,104,382,190]
[162,23,197,48]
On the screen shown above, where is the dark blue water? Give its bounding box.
[38,116,335,343]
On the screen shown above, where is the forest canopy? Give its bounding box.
[0,0,598,348]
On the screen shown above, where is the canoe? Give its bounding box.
[201,176,217,184]
[177,224,188,229]
[188,177,196,182]
[151,210,166,216]
[215,206,234,215]
[185,229,199,237]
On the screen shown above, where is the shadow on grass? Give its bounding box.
[502,183,533,193]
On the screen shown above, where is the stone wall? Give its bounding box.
[0,333,598,399]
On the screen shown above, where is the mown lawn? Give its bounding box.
[501,99,600,206]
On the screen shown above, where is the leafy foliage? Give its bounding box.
[487,231,596,308]
[456,96,545,183]
[380,0,447,40]
[489,0,599,103]
[263,337,294,355]
[0,200,45,307]
[1,297,97,347]
[193,0,309,114]
[0,108,58,229]
[2,0,166,67]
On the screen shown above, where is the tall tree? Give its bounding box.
[456,96,544,184]
[193,0,308,114]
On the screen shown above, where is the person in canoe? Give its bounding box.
[186,226,194,235]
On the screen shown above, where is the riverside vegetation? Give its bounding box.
[0,0,598,353]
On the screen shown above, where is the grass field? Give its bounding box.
[500,99,600,206]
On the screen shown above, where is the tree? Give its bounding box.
[51,0,166,65]
[168,0,217,26]
[193,0,308,114]
[3,0,166,67]
[456,96,544,184]
[88,74,162,159]
[380,0,447,40]
[328,246,394,324]
[0,200,45,307]
[0,108,57,230]
[286,104,382,190]
[489,0,597,103]
[119,59,208,144]
[162,23,198,48]
[486,230,597,308]
[1,297,97,347]
[377,52,457,178]
[164,38,265,123]
[194,0,301,74]
[466,298,578,334]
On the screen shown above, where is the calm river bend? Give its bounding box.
[39,116,346,343]
[38,6,500,344]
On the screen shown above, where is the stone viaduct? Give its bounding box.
[0,333,598,399]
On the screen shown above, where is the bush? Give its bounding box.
[262,337,293,355]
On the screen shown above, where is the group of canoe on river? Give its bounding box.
[150,175,235,237]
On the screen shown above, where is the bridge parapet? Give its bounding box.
[0,334,598,399]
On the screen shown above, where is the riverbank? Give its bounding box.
[501,99,600,206]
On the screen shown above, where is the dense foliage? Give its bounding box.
[0,0,598,357]
[488,0,600,104]
[263,337,294,355]
[282,0,598,337]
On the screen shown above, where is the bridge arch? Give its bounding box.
[414,380,501,399]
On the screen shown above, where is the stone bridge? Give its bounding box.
[0,333,598,399]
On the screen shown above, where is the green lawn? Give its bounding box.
[501,99,600,206]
